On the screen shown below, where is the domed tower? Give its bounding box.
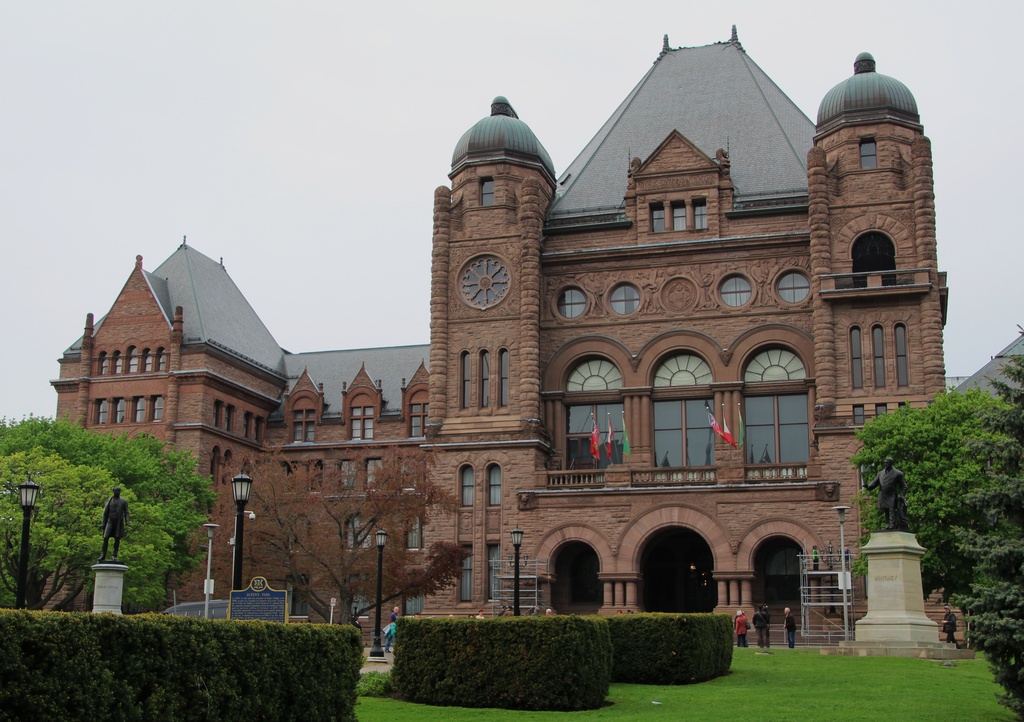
[807,53,947,429]
[427,97,556,611]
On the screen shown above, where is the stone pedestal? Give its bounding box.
[824,531,973,659]
[92,562,129,615]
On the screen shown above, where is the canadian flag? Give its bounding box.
[607,416,614,457]
[590,419,600,459]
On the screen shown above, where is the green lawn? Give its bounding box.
[357,649,1013,721]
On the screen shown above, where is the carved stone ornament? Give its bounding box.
[661,277,698,313]
[459,255,511,309]
[517,492,538,511]
[815,482,841,502]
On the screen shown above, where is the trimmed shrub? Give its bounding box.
[607,612,733,684]
[0,609,363,722]
[392,615,611,711]
[356,671,394,698]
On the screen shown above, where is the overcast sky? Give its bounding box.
[1,1,1018,421]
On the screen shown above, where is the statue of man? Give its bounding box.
[864,458,908,531]
[99,486,130,561]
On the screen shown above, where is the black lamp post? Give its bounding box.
[369,529,388,660]
[511,528,524,616]
[231,473,253,591]
[16,476,41,609]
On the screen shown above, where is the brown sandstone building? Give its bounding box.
[54,33,946,626]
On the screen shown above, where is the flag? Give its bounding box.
[590,418,600,459]
[705,402,727,444]
[721,404,736,448]
[606,415,614,458]
[737,403,745,455]
[621,413,631,457]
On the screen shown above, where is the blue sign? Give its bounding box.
[228,576,288,622]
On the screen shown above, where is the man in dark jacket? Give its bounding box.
[752,604,771,648]
[942,604,960,649]
[865,458,908,530]
[99,486,130,561]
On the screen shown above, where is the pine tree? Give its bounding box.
[959,353,1024,718]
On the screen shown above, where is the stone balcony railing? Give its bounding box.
[545,465,813,489]
[819,268,939,296]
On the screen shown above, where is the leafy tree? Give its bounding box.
[851,390,1007,600]
[958,354,1024,717]
[206,447,466,622]
[0,418,214,609]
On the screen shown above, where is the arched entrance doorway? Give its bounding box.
[755,538,802,605]
[641,528,716,612]
[550,541,601,615]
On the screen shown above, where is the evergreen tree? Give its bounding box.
[959,353,1024,718]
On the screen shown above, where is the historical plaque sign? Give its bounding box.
[228,576,289,622]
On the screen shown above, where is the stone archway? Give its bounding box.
[640,528,717,612]
[550,541,602,615]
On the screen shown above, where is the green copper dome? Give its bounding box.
[817,53,919,130]
[451,97,555,180]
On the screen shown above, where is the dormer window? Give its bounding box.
[351,401,374,440]
[671,202,687,231]
[860,139,877,169]
[481,178,495,206]
[693,199,708,229]
[293,409,315,442]
[650,203,665,233]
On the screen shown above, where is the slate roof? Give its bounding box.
[149,244,286,375]
[955,333,1024,395]
[281,345,430,420]
[548,34,815,225]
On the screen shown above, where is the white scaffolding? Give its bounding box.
[488,554,548,615]
[798,552,855,645]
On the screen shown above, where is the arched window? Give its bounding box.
[142,348,152,372]
[113,351,124,374]
[460,466,474,506]
[850,327,864,389]
[98,352,109,375]
[499,349,510,406]
[653,354,713,387]
[895,324,909,386]
[96,399,108,424]
[567,359,622,391]
[156,347,167,371]
[743,349,808,465]
[127,346,138,373]
[350,397,374,440]
[852,232,896,274]
[872,325,886,387]
[409,394,429,437]
[152,396,164,421]
[479,350,490,407]
[487,465,501,506]
[133,397,146,423]
[460,351,471,408]
[115,398,126,423]
[743,349,806,382]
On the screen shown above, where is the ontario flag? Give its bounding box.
[706,402,736,447]
[590,419,600,459]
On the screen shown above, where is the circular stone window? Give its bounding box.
[459,255,511,309]
[777,271,810,303]
[557,287,586,319]
[610,284,640,315]
[720,276,752,307]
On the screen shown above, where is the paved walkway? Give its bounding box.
[360,651,393,674]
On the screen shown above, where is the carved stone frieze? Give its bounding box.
[636,174,716,191]
[661,277,698,313]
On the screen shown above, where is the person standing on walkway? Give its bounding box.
[942,604,960,649]
[384,605,399,653]
[784,607,797,648]
[753,604,771,648]
[735,610,749,647]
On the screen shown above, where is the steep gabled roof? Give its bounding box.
[150,242,285,374]
[548,33,815,224]
[955,333,1024,395]
[281,344,430,419]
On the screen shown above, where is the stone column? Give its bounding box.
[854,531,937,643]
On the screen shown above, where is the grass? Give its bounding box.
[356,648,1014,721]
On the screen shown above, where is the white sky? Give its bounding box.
[1,1,1018,420]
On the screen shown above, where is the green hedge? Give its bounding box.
[607,613,733,684]
[391,615,612,711]
[0,610,363,722]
